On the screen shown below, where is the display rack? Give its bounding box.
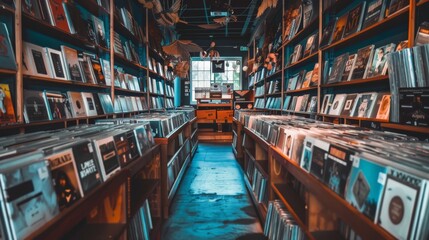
[154,118,197,219]
[196,97,233,142]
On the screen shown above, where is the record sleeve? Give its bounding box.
[22,0,43,19]
[377,168,422,240]
[331,13,348,43]
[90,58,106,85]
[100,58,112,86]
[323,144,354,197]
[0,83,16,124]
[303,33,317,58]
[87,184,126,223]
[343,2,366,38]
[290,4,303,39]
[23,89,50,123]
[309,139,330,181]
[67,91,87,118]
[302,0,313,28]
[351,45,375,80]
[44,91,72,120]
[387,0,408,16]
[328,94,347,116]
[0,23,17,70]
[341,53,357,81]
[301,70,313,89]
[346,155,387,221]
[47,0,70,33]
[113,131,132,167]
[92,16,107,48]
[362,0,387,29]
[45,47,68,80]
[399,88,429,127]
[307,96,317,113]
[80,55,96,84]
[321,94,334,114]
[340,94,357,116]
[415,22,429,46]
[97,93,114,114]
[0,152,59,240]
[350,92,378,118]
[45,148,81,210]
[376,94,391,120]
[367,43,396,78]
[328,53,349,84]
[319,18,337,47]
[310,63,319,86]
[81,92,98,117]
[61,45,84,82]
[91,135,120,181]
[23,42,52,78]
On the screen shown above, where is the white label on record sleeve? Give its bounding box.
[88,143,93,153]
[38,166,49,179]
[351,155,360,167]
[378,172,386,185]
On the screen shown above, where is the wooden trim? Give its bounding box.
[417,0,429,6]
[320,75,389,88]
[285,52,318,70]
[286,86,318,94]
[243,127,270,152]
[110,0,115,111]
[381,123,429,134]
[317,114,389,123]
[15,0,23,123]
[408,0,416,47]
[265,92,282,97]
[23,75,111,89]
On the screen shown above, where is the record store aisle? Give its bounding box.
[161,143,266,240]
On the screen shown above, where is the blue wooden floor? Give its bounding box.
[161,143,266,240]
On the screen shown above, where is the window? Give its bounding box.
[190,57,242,103]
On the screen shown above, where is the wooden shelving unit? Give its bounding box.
[232,119,244,164]
[196,97,233,142]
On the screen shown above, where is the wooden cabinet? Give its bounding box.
[196,97,233,142]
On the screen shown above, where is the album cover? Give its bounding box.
[287,73,300,91]
[291,44,303,64]
[300,94,310,112]
[112,131,133,167]
[328,53,349,84]
[44,91,72,120]
[91,135,121,181]
[90,58,106,85]
[307,96,317,113]
[301,70,313,89]
[100,58,112,86]
[92,16,107,48]
[38,0,55,25]
[343,2,366,38]
[321,94,334,114]
[23,89,50,123]
[81,92,98,117]
[396,40,408,51]
[376,94,391,120]
[341,53,357,81]
[22,42,52,77]
[290,4,303,39]
[113,96,123,113]
[0,153,59,240]
[346,155,387,222]
[118,96,129,113]
[97,93,114,114]
[48,0,70,33]
[351,45,375,80]
[295,70,306,90]
[45,148,81,210]
[0,23,17,70]
[362,0,387,29]
[0,83,16,124]
[67,91,87,118]
[387,0,408,16]
[113,32,124,57]
[62,1,82,35]
[415,22,429,46]
[319,18,337,47]
[341,94,357,116]
[328,94,347,116]
[61,45,84,82]
[303,32,317,58]
[377,168,422,240]
[309,139,330,181]
[45,47,68,80]
[332,13,348,43]
[79,55,96,84]
[302,0,313,28]
[310,63,319,86]
[323,144,354,197]
[351,92,378,118]
[399,88,429,127]
[367,43,396,78]
[22,0,43,21]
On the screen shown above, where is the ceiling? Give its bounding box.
[165,0,264,45]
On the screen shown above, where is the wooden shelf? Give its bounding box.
[114,16,141,44]
[22,14,109,54]
[196,119,233,124]
[264,69,283,80]
[148,47,165,62]
[126,145,160,176]
[269,147,395,240]
[242,171,268,225]
[283,110,314,115]
[149,92,165,97]
[64,223,127,240]
[265,92,282,97]
[320,75,389,88]
[115,88,146,95]
[114,53,147,71]
[30,170,128,240]
[286,86,318,94]
[166,95,174,99]
[129,179,161,218]
[23,74,111,89]
[148,69,167,80]
[195,97,232,100]
[282,18,319,48]
[244,127,270,152]
[285,52,318,70]
[418,0,429,6]
[0,68,16,75]
[323,0,353,14]
[244,149,269,178]
[321,7,409,51]
[318,114,389,123]
[74,0,109,16]
[381,123,429,135]
[196,103,232,107]
[154,121,188,145]
[254,95,265,98]
[167,153,191,203]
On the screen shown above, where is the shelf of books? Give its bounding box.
[237,112,429,239]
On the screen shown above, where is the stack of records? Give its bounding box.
[264,200,304,240]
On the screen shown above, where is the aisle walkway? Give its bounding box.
[161,143,266,240]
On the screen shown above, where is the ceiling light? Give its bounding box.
[210,11,228,16]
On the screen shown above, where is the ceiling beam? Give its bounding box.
[241,0,258,36]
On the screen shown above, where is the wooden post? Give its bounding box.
[110,0,115,111]
[408,0,416,47]
[15,0,23,123]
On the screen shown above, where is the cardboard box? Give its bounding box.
[197,110,216,120]
[217,110,233,121]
